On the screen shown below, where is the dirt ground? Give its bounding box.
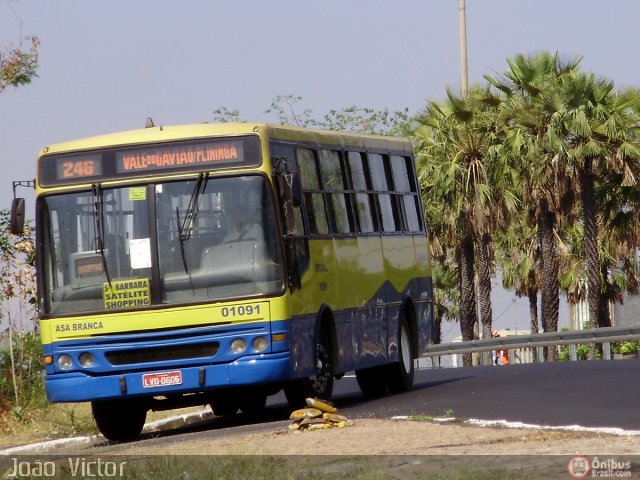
[13,417,627,479]
[115,418,640,456]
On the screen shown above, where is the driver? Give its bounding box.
[223,205,263,242]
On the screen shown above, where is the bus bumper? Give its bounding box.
[44,352,291,403]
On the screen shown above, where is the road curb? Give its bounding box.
[0,410,214,455]
[142,409,215,433]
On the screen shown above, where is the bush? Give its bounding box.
[0,210,41,421]
[611,340,640,355]
[0,331,47,419]
[558,343,601,361]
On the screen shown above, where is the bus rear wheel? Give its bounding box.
[284,327,334,408]
[91,399,147,442]
[355,365,388,397]
[385,316,415,393]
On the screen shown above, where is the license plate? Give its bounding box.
[142,370,183,388]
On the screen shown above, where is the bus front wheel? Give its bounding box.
[210,396,239,416]
[284,327,334,408]
[91,399,147,442]
[239,393,267,415]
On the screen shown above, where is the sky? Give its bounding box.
[2,0,639,337]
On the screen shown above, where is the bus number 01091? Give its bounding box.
[221,304,261,317]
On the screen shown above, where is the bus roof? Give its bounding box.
[38,123,413,157]
[263,124,412,153]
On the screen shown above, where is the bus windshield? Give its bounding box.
[39,175,283,315]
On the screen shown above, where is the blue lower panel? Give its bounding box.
[45,352,291,403]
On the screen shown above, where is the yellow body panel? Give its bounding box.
[40,299,282,343]
[291,236,431,316]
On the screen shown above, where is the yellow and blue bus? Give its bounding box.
[13,122,434,441]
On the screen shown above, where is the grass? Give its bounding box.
[0,403,96,449]
[408,408,455,423]
[1,455,528,480]
[0,403,207,450]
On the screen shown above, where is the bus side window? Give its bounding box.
[270,141,311,286]
[391,155,423,233]
[319,149,354,235]
[346,151,376,234]
[297,148,329,235]
[368,153,401,233]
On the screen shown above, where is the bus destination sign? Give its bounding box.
[116,142,243,174]
[38,136,261,186]
[56,154,103,181]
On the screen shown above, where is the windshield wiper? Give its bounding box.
[176,173,209,274]
[92,183,112,288]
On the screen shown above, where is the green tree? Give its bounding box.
[559,73,640,329]
[597,174,640,300]
[487,52,581,355]
[415,85,517,362]
[213,95,414,136]
[495,220,540,334]
[319,106,413,136]
[430,262,459,345]
[211,106,243,123]
[422,182,460,346]
[263,94,318,127]
[416,93,476,361]
[0,29,39,94]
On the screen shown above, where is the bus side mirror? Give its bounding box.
[285,172,302,207]
[10,198,26,235]
[273,155,301,207]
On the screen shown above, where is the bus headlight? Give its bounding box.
[79,352,94,367]
[57,354,73,370]
[253,336,268,353]
[231,338,247,354]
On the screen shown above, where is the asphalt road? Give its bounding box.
[93,359,639,450]
[335,360,640,429]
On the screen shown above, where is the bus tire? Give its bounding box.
[210,396,240,416]
[284,327,334,408]
[239,393,267,415]
[91,399,147,442]
[385,315,415,393]
[355,366,388,397]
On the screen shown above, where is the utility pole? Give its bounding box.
[459,0,469,96]
[460,0,475,361]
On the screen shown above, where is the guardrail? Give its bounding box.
[422,325,640,364]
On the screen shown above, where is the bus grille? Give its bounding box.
[105,343,219,365]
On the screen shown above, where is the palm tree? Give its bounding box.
[431,260,460,346]
[421,187,460,346]
[597,178,640,300]
[559,73,640,329]
[495,220,540,335]
[486,52,581,355]
[416,100,478,364]
[416,85,516,362]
